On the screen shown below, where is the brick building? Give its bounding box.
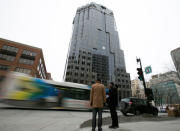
[0,38,51,82]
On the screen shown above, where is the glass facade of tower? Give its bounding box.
[64,2,131,99]
[150,71,180,105]
[151,81,180,105]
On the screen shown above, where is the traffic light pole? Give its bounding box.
[137,58,154,101]
[136,58,146,90]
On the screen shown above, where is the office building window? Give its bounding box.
[22,50,37,57]
[87,57,91,60]
[73,79,78,83]
[67,65,71,69]
[0,64,10,71]
[2,45,19,53]
[0,54,15,61]
[15,67,31,74]
[66,72,70,75]
[92,75,95,79]
[80,80,84,83]
[21,50,37,60]
[75,72,78,76]
[19,58,34,65]
[66,78,69,81]
[75,66,79,70]
[81,73,84,77]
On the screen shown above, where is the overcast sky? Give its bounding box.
[0,0,180,81]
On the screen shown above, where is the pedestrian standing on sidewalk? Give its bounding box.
[90,79,106,131]
[107,82,119,129]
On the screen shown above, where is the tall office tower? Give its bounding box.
[64,3,131,98]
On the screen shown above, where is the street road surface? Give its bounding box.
[0,104,173,131]
[0,106,111,131]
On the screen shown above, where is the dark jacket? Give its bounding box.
[107,87,118,107]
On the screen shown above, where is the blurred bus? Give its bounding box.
[0,72,91,109]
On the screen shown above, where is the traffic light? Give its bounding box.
[137,68,144,81]
[145,88,154,100]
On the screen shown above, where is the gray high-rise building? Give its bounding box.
[64,2,131,98]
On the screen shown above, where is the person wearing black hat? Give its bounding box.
[107,82,119,129]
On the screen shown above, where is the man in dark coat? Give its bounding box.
[107,82,119,129]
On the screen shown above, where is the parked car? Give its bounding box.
[158,105,168,113]
[119,97,158,116]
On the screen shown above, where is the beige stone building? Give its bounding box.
[131,79,145,98]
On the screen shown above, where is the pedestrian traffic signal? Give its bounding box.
[137,68,144,81]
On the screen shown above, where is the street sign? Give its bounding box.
[145,66,152,74]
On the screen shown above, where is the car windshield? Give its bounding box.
[121,98,130,103]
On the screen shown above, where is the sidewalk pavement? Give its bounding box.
[78,119,180,131]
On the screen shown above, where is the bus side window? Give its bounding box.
[85,90,90,100]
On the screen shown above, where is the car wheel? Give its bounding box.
[153,109,158,116]
[120,101,127,110]
[135,110,141,115]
